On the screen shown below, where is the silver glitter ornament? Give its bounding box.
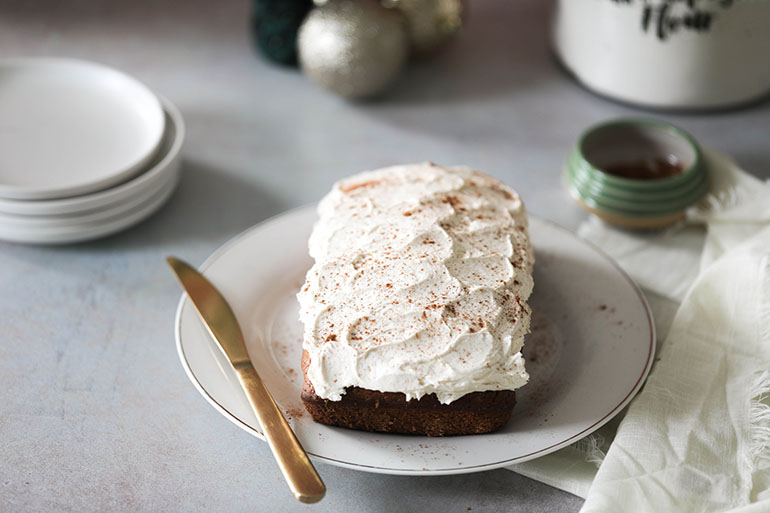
[298,0,409,99]
[385,0,464,57]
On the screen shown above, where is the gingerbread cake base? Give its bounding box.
[300,351,516,436]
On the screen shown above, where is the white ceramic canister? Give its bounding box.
[552,0,770,110]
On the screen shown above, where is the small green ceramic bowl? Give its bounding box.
[564,118,709,229]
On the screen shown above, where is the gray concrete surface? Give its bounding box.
[1,0,768,511]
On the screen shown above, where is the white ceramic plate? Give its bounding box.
[0,170,179,245]
[0,168,178,229]
[0,58,165,200]
[0,97,183,217]
[174,207,655,475]
[0,98,183,245]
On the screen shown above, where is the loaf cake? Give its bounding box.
[297,163,534,436]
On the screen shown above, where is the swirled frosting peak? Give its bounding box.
[298,163,534,404]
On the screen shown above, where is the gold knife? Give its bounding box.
[167,256,325,503]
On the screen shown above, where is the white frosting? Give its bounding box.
[297,163,534,404]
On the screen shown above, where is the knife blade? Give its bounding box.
[167,256,325,503]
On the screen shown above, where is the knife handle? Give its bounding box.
[236,364,326,503]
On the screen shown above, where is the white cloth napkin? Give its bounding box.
[508,148,770,512]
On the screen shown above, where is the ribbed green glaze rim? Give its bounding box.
[567,163,709,208]
[575,118,704,190]
[566,175,709,217]
[567,148,700,194]
[564,118,709,220]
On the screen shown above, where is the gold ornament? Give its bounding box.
[298,0,409,99]
[384,0,464,57]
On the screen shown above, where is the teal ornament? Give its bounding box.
[251,0,314,65]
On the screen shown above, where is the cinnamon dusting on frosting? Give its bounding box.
[298,163,534,404]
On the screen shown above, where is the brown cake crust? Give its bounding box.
[300,350,516,436]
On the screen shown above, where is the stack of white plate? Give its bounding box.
[0,58,184,244]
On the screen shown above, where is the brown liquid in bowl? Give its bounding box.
[602,158,685,180]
